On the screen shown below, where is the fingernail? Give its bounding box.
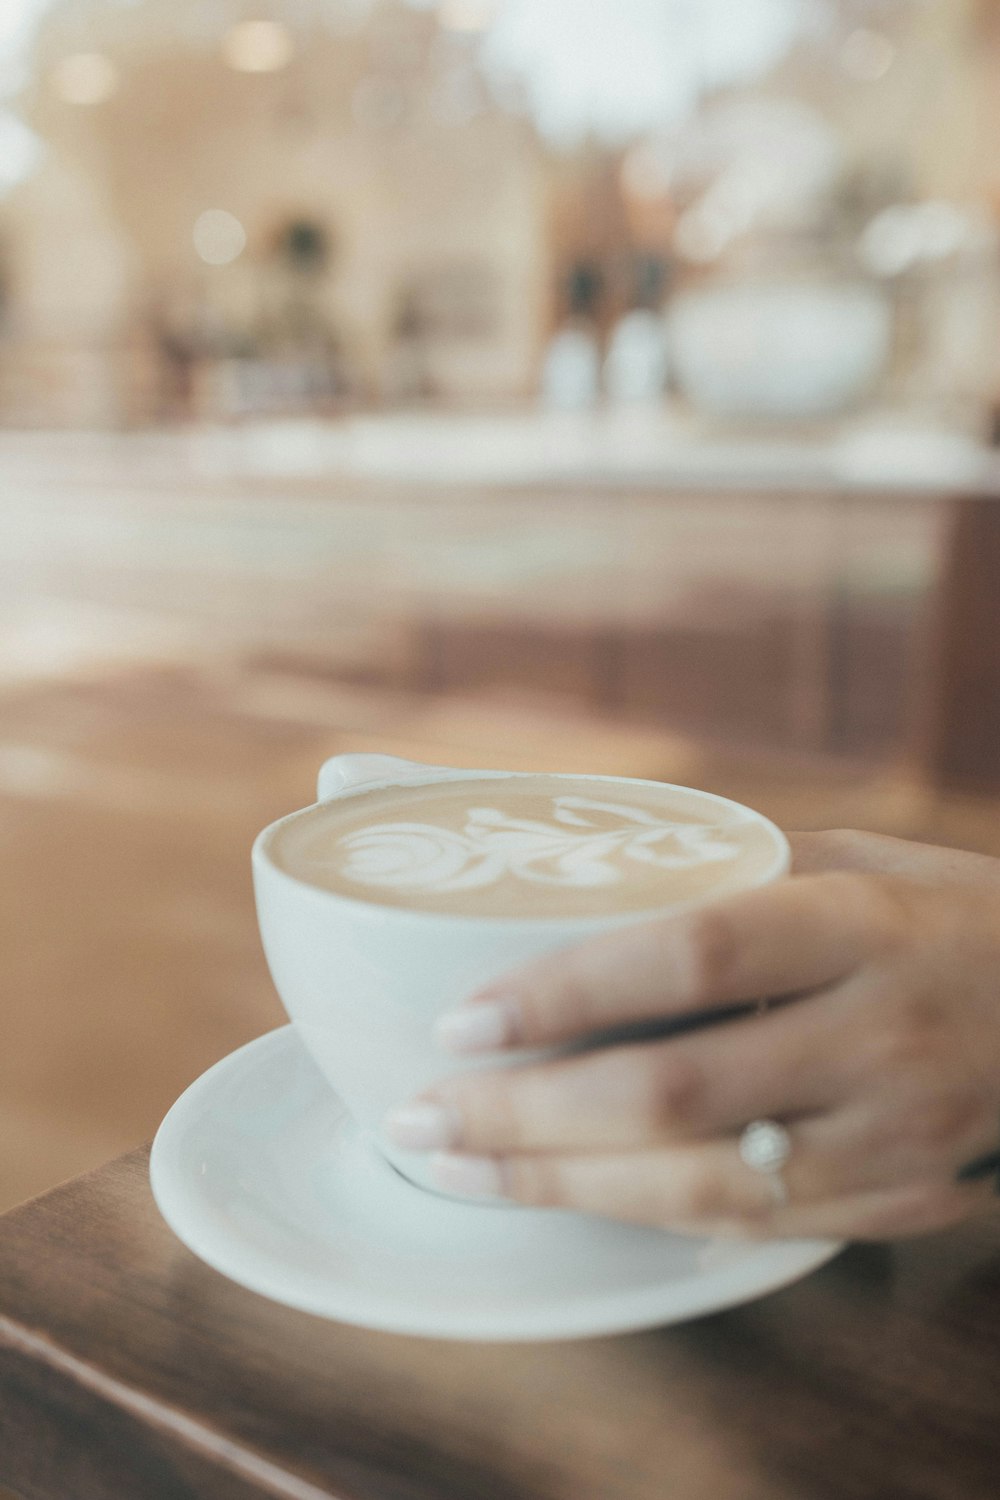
[431,1152,507,1199]
[383,1101,459,1151]
[434,997,518,1055]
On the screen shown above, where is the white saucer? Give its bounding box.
[150,1027,841,1342]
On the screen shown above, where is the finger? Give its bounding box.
[429,1111,863,1229]
[432,1104,872,1211]
[429,1126,990,1242]
[789,830,914,875]
[420,998,846,1154]
[437,871,897,1053]
[789,830,1000,888]
[430,1137,795,1229]
[767,1180,987,1242]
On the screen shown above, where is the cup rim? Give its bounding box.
[252,771,792,929]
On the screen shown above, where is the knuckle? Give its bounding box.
[648,1051,708,1133]
[679,907,741,1005]
[456,1074,525,1151]
[907,1086,980,1156]
[654,1162,777,1235]
[818,828,869,858]
[504,1156,566,1209]
[678,1169,737,1224]
[874,1025,924,1079]
[860,991,943,1081]
[816,868,868,902]
[519,964,601,1042]
[863,878,913,955]
[821,870,911,953]
[731,1205,776,1240]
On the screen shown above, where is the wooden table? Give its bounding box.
[2,1150,1000,1499]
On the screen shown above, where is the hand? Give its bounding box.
[385,832,1000,1241]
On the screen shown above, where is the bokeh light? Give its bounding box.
[483,0,818,146]
[50,52,119,105]
[0,110,44,194]
[221,20,295,74]
[841,28,896,83]
[438,0,502,33]
[193,209,247,266]
[860,201,974,278]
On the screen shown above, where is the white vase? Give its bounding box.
[668,280,893,421]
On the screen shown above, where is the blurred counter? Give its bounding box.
[2,409,995,496]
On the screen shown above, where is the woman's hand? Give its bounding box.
[385,832,1000,1241]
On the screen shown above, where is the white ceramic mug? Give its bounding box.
[252,754,791,1195]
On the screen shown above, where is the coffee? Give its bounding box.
[256,757,790,1199]
[270,775,785,919]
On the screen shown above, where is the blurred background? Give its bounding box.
[3,0,1000,1214]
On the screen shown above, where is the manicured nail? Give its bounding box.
[383,1101,459,1151]
[431,1152,507,1199]
[434,997,518,1055]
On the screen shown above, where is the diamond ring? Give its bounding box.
[739,1119,792,1206]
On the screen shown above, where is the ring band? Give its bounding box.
[739,1119,792,1206]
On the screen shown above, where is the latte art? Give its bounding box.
[339,797,744,896]
[271,775,787,918]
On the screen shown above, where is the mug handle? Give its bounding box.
[317,754,462,803]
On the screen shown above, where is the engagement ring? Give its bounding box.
[739,1119,792,1206]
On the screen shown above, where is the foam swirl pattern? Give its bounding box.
[270,777,786,917]
[339,797,743,895]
